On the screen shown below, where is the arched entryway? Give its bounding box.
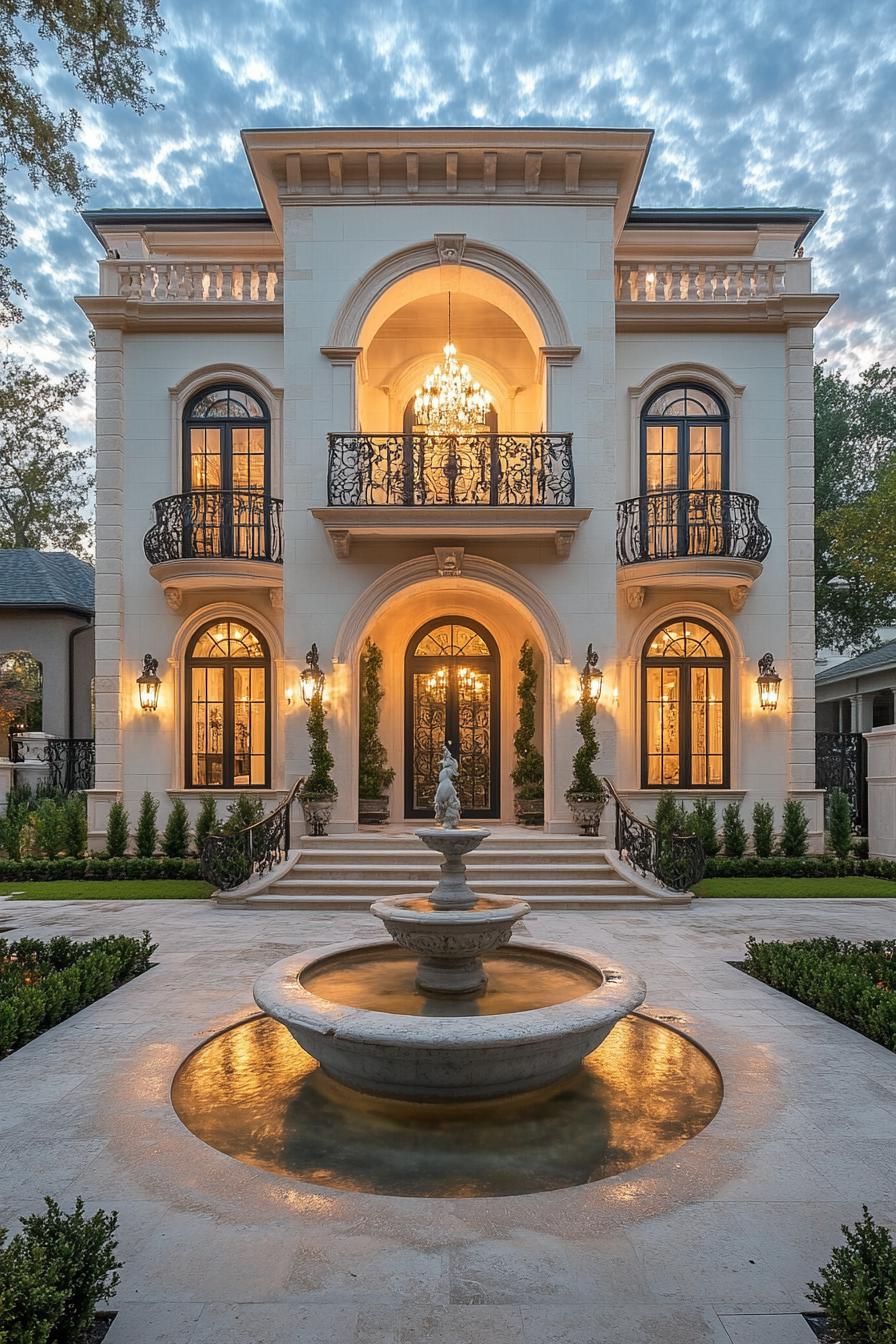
[405,616,500,819]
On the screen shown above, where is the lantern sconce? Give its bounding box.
[756,652,781,712]
[579,644,603,704]
[300,643,325,705]
[136,653,161,712]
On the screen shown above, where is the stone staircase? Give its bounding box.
[240,830,686,910]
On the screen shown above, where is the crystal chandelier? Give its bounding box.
[414,294,492,434]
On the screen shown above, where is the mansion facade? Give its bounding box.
[77,127,836,849]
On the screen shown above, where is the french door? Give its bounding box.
[404,618,500,819]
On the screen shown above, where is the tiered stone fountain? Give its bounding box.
[254,748,646,1101]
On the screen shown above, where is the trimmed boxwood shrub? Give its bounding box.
[0,1196,121,1343]
[808,1205,896,1343]
[0,856,202,882]
[0,930,156,1056]
[705,854,896,880]
[742,935,896,1051]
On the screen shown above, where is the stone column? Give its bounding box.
[87,328,125,849]
[785,324,824,849]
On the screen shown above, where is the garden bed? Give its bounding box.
[741,936,896,1051]
[0,930,156,1056]
[0,856,202,881]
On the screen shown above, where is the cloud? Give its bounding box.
[2,0,894,444]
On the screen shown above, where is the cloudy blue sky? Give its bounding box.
[3,0,896,446]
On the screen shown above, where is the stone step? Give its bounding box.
[245,889,659,911]
[290,861,614,881]
[267,876,639,898]
[299,833,607,849]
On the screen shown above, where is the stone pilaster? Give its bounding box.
[88,329,125,845]
[786,324,824,846]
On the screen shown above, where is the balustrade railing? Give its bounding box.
[9,736,95,793]
[616,489,771,566]
[327,432,575,507]
[201,779,302,892]
[616,261,787,304]
[106,260,283,303]
[143,490,283,565]
[603,778,705,893]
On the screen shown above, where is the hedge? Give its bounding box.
[0,856,201,882]
[742,936,896,1051]
[0,931,156,1056]
[705,854,896,881]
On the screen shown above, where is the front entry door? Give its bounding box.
[405,618,500,819]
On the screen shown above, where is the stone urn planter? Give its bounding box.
[566,791,606,837]
[358,796,390,825]
[513,796,544,826]
[300,793,335,837]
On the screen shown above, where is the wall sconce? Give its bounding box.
[579,644,603,703]
[756,652,781,711]
[136,653,161,712]
[301,643,325,705]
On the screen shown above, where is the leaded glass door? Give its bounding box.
[405,618,500,819]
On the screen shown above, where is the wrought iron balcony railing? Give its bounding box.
[326,433,575,507]
[143,490,284,565]
[9,735,95,793]
[616,489,772,566]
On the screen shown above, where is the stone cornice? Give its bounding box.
[615,293,838,333]
[74,295,283,333]
[242,127,653,240]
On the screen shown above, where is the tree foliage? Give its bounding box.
[0,650,41,739]
[0,356,93,554]
[0,0,163,324]
[815,362,896,652]
[566,696,603,800]
[303,692,337,799]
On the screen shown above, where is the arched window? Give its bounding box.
[640,384,730,558]
[642,619,729,789]
[183,384,270,495]
[186,619,270,789]
[0,651,42,739]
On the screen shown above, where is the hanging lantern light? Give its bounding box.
[413,293,493,434]
[136,654,161,712]
[301,643,325,705]
[756,653,781,711]
[579,644,603,703]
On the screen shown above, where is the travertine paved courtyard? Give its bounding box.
[2,896,894,1344]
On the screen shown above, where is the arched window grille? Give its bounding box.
[186,619,270,789]
[641,619,729,789]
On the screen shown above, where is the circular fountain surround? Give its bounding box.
[253,937,646,1101]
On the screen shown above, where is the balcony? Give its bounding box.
[77,260,285,333]
[616,489,772,608]
[144,490,284,608]
[312,433,591,557]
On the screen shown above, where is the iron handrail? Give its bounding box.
[200,778,303,892]
[602,777,705,893]
[143,489,284,565]
[616,488,771,566]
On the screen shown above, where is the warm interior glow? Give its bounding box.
[414,341,493,433]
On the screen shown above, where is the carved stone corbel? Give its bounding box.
[625,586,646,610]
[554,530,575,559]
[729,584,750,611]
[268,588,283,609]
[328,529,352,559]
[163,586,182,611]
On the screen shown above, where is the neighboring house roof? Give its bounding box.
[816,639,896,686]
[0,550,94,617]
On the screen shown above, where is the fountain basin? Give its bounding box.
[253,938,647,1102]
[370,893,530,995]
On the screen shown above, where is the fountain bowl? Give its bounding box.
[370,893,530,995]
[253,938,647,1102]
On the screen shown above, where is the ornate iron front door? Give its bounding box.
[405,619,500,819]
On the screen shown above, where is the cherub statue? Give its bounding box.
[433,745,461,829]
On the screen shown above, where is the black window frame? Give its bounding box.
[640,618,730,790]
[182,383,272,497]
[639,382,730,496]
[185,618,272,790]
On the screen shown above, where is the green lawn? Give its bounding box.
[696,876,896,899]
[4,880,213,901]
